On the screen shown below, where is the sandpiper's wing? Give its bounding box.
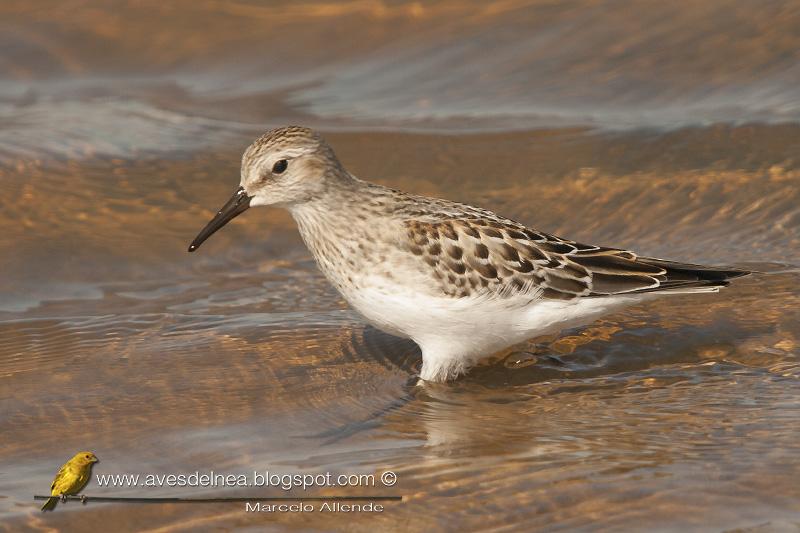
[403,217,748,301]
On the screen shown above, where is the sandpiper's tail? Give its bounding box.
[633,257,750,294]
[567,243,751,297]
[41,496,58,511]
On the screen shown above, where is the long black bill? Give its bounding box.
[188,186,251,252]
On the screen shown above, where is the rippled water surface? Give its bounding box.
[2,1,800,531]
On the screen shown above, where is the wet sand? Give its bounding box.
[2,1,800,531]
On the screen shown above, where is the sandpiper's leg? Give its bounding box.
[59,493,67,503]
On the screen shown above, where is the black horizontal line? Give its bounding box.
[35,495,402,503]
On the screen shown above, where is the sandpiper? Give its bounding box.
[188,126,749,382]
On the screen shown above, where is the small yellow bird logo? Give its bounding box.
[41,451,99,511]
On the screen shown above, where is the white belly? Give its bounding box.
[340,276,640,381]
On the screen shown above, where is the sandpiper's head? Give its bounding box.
[188,126,342,252]
[242,126,343,206]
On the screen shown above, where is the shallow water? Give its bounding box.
[2,2,800,531]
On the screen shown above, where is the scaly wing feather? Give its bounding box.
[403,216,748,301]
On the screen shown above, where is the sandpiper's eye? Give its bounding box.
[272,159,288,174]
